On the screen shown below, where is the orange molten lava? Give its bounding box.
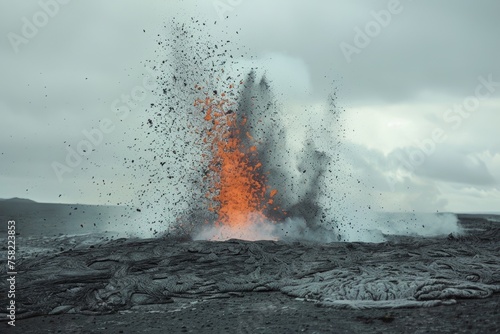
[194,85,278,229]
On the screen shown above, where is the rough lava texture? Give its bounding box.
[1,218,499,320]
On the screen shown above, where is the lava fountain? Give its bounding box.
[139,20,338,242]
[194,84,281,240]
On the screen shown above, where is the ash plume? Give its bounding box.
[125,20,461,243]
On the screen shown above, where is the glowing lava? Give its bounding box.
[194,84,278,235]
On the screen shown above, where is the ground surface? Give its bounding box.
[2,292,499,333]
[0,203,499,333]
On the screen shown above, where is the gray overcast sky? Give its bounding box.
[1,0,499,213]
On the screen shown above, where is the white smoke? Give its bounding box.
[192,211,462,243]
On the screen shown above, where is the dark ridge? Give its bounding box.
[0,197,37,203]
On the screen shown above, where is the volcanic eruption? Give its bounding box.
[3,18,500,331]
[131,20,338,241]
[129,19,464,244]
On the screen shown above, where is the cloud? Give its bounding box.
[413,146,496,186]
[387,144,497,186]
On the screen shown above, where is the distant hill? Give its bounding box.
[0,197,38,203]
